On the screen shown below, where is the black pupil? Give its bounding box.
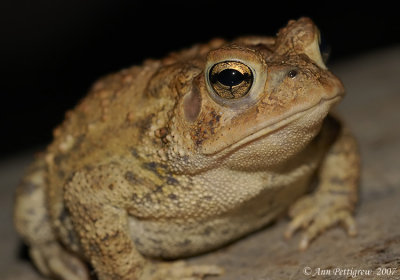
[216,69,245,87]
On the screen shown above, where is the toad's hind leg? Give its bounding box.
[14,156,89,280]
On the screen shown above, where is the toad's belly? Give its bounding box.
[128,176,310,259]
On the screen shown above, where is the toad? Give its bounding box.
[14,17,360,280]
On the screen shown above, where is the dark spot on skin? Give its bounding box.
[143,162,169,182]
[144,193,153,203]
[130,148,139,158]
[155,247,171,260]
[181,155,189,164]
[145,162,157,170]
[54,154,68,166]
[195,137,203,146]
[221,229,230,235]
[328,189,350,195]
[108,184,114,190]
[65,172,76,186]
[153,185,163,194]
[111,231,120,239]
[203,226,213,236]
[208,111,220,135]
[181,178,193,192]
[33,224,43,234]
[135,114,154,136]
[330,176,346,186]
[89,243,101,255]
[58,208,69,222]
[166,176,179,185]
[100,233,110,242]
[152,230,167,238]
[124,171,140,185]
[83,165,93,172]
[142,162,165,178]
[131,193,139,202]
[99,231,120,242]
[57,169,65,179]
[149,238,162,244]
[168,193,178,200]
[177,239,191,247]
[134,238,144,247]
[192,109,221,146]
[67,229,78,246]
[161,136,169,144]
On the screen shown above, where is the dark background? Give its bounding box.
[1,1,398,158]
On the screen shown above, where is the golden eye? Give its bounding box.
[209,61,253,99]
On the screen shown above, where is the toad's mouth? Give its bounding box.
[202,95,342,156]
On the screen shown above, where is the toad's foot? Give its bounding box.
[141,260,224,280]
[30,243,89,280]
[284,192,357,250]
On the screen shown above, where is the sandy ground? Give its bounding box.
[2,46,399,280]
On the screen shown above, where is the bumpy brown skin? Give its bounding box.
[14,17,360,280]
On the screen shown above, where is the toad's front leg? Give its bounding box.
[64,164,222,280]
[285,118,360,250]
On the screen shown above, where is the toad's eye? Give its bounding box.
[209,61,253,99]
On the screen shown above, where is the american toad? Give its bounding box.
[14,17,360,280]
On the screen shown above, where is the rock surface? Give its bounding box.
[2,46,399,280]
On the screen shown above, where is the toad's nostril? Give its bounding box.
[288,70,298,79]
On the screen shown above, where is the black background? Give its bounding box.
[1,1,399,158]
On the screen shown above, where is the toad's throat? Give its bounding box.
[202,96,341,156]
